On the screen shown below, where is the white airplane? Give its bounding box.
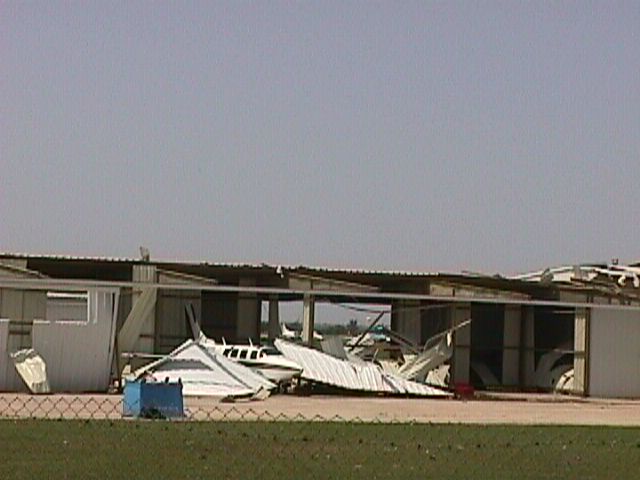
[280,322,297,339]
[183,305,303,385]
[199,337,303,385]
[280,322,323,341]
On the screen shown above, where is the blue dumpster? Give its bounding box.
[123,379,184,418]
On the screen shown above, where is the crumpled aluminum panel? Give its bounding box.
[136,339,275,397]
[274,340,450,397]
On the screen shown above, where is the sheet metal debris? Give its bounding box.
[134,339,275,399]
[397,332,454,382]
[534,343,574,393]
[274,339,450,397]
[10,349,50,394]
[515,264,640,291]
[320,336,349,360]
[554,368,574,393]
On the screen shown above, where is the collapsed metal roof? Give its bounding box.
[274,339,451,397]
[513,263,640,302]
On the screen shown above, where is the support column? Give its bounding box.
[452,303,471,384]
[519,306,535,388]
[237,278,260,342]
[268,297,280,340]
[502,305,521,386]
[117,265,157,384]
[573,307,589,396]
[301,294,315,345]
[130,265,157,353]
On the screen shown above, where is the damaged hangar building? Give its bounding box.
[1,252,640,399]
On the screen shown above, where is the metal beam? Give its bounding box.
[2,277,640,311]
[301,294,315,344]
[117,287,157,354]
[347,311,386,351]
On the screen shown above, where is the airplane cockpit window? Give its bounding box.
[230,349,239,358]
[223,348,232,357]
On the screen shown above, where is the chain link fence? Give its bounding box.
[3,391,640,427]
[0,393,412,423]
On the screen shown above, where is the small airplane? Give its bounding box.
[200,337,303,385]
[345,324,390,347]
[280,321,323,341]
[184,304,302,385]
[280,321,297,339]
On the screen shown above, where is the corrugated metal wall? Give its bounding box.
[589,308,640,398]
[0,288,119,393]
[155,289,201,353]
[201,292,238,341]
[391,299,421,346]
[35,289,119,392]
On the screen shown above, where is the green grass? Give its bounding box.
[1,420,639,479]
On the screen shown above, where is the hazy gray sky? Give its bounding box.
[2,2,638,275]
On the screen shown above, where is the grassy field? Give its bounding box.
[1,420,639,479]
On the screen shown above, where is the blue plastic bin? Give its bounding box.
[123,379,184,418]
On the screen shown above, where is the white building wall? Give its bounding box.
[0,288,119,393]
[589,308,640,398]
